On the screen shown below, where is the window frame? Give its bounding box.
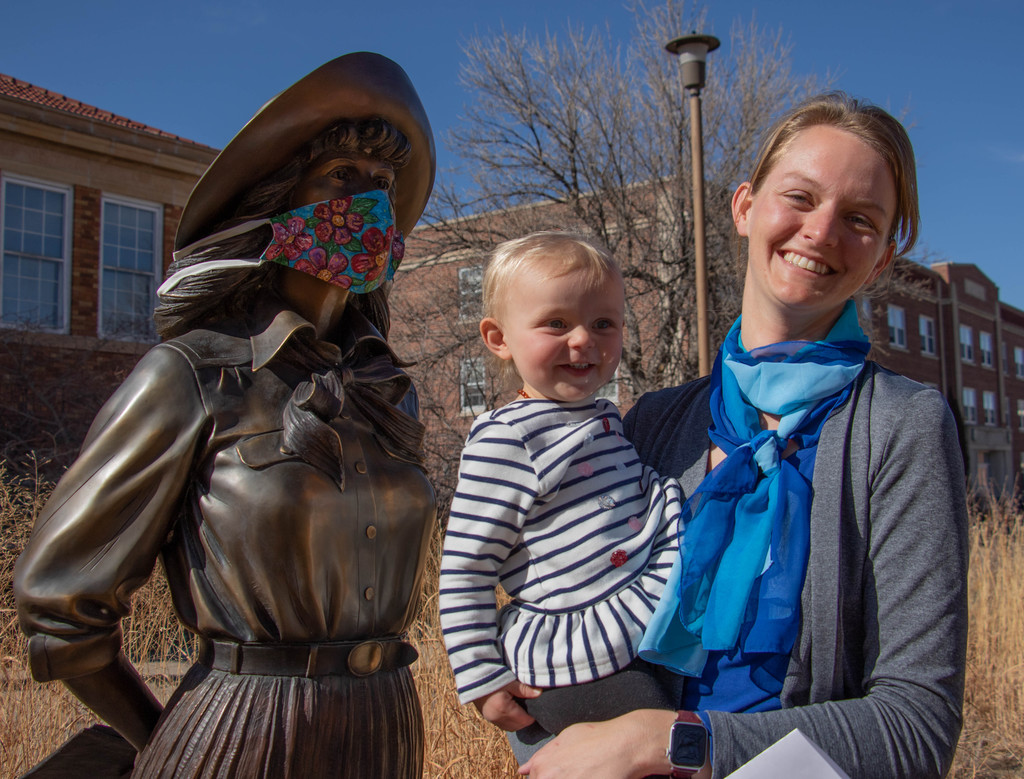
[982,390,997,426]
[99,194,163,341]
[959,325,974,363]
[458,264,483,323]
[979,331,994,368]
[1,173,73,333]
[962,387,977,424]
[459,356,487,415]
[887,304,906,349]
[918,314,936,356]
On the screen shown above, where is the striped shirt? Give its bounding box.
[439,397,682,704]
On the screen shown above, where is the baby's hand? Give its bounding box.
[472,680,542,731]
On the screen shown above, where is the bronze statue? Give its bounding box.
[14,52,437,778]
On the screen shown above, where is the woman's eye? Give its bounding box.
[784,191,812,206]
[848,214,878,232]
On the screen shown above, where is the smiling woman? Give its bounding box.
[519,93,968,779]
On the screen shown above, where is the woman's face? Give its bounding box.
[289,151,395,209]
[733,124,897,343]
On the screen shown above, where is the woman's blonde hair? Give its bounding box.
[482,231,621,383]
[748,91,920,258]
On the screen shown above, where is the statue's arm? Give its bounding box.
[15,344,208,749]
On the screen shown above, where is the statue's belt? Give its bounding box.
[198,636,418,677]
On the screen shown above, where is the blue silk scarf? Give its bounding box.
[640,301,870,675]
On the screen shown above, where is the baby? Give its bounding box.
[438,231,682,748]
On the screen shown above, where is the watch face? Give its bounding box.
[670,722,707,768]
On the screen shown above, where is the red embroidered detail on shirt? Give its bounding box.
[603,418,611,433]
[610,549,628,567]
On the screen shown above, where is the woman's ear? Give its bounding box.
[480,317,512,361]
[732,182,754,237]
[867,240,898,286]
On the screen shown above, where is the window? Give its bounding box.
[980,332,993,368]
[460,357,486,414]
[962,387,977,424]
[959,325,974,362]
[2,176,71,330]
[918,315,935,356]
[1003,342,1009,375]
[887,305,906,348]
[1015,347,1024,379]
[458,265,483,322]
[982,391,997,426]
[1017,399,1024,431]
[100,197,161,340]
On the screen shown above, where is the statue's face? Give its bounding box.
[289,152,395,210]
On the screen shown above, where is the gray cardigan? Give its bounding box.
[623,363,968,779]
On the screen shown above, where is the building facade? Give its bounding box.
[0,74,217,467]
[864,260,1024,492]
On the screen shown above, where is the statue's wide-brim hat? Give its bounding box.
[175,52,435,250]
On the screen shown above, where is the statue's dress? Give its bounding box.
[15,299,437,778]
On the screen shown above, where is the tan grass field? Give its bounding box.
[1,465,1021,778]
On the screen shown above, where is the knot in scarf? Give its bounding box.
[640,301,870,676]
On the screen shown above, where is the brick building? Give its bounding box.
[0,74,217,467]
[865,260,1024,492]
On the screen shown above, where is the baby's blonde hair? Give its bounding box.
[483,231,621,320]
[482,231,622,385]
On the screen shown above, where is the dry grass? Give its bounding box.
[1,464,1020,778]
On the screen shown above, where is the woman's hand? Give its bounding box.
[472,679,541,731]
[519,709,677,778]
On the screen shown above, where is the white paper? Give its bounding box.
[724,728,850,779]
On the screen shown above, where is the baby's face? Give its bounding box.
[497,264,624,403]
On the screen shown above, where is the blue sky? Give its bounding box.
[4,0,1022,302]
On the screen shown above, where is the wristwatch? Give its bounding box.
[667,710,708,778]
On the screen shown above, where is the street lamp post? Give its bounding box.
[666,33,719,377]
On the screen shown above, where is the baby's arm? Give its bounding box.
[438,415,543,706]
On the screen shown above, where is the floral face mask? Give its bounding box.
[260,189,405,294]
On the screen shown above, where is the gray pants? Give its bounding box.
[506,658,675,765]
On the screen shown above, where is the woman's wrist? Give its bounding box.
[623,708,679,776]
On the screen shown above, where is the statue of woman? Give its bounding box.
[15,52,437,778]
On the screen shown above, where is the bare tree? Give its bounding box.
[404,0,823,396]
[390,1,823,507]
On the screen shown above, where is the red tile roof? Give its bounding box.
[0,72,212,147]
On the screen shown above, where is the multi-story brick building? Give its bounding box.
[866,260,1024,492]
[0,74,216,467]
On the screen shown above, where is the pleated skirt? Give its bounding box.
[132,662,423,778]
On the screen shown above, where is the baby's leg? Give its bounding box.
[519,658,673,735]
